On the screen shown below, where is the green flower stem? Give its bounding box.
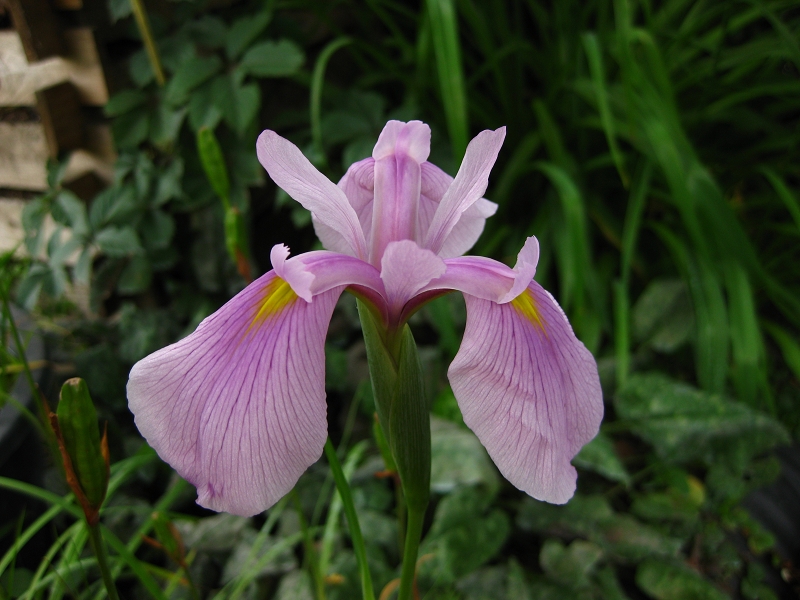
[310,37,352,165]
[129,0,165,86]
[323,438,375,600]
[397,503,426,600]
[0,292,38,413]
[87,522,120,600]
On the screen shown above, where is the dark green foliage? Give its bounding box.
[3,0,799,598]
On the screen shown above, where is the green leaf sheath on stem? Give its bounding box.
[55,378,109,513]
[358,301,431,512]
[390,327,431,512]
[323,439,375,600]
[358,300,430,600]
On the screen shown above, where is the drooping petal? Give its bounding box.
[127,271,343,517]
[424,127,506,255]
[257,130,368,260]
[380,240,445,321]
[369,121,431,266]
[419,162,498,258]
[418,237,539,304]
[448,280,603,504]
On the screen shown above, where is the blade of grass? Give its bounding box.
[425,0,468,162]
[319,440,369,578]
[216,496,289,600]
[615,160,652,387]
[324,438,375,600]
[582,32,629,187]
[724,261,771,412]
[759,166,800,233]
[0,504,66,579]
[99,525,167,600]
[762,321,800,383]
[21,521,83,600]
[654,225,729,393]
[310,37,353,166]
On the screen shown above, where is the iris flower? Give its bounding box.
[127,121,603,517]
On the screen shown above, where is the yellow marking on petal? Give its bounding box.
[250,276,298,329]
[511,288,545,331]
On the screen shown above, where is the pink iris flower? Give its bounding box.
[127,121,603,517]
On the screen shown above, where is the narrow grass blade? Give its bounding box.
[425,0,468,162]
[582,32,629,187]
[311,37,353,165]
[759,166,800,233]
[320,440,369,577]
[654,226,729,393]
[762,321,800,384]
[724,262,771,412]
[324,438,375,600]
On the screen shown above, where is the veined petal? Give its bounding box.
[336,157,375,248]
[419,162,498,258]
[257,130,368,260]
[424,127,506,255]
[127,271,343,516]
[380,240,445,320]
[419,237,539,303]
[448,281,603,504]
[270,244,386,308]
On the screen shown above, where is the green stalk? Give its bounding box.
[323,438,375,600]
[129,0,165,86]
[310,37,352,165]
[87,523,120,600]
[397,505,425,600]
[1,291,40,421]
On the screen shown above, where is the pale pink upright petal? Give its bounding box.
[369,121,431,265]
[424,127,506,255]
[336,157,376,248]
[419,162,498,258]
[438,199,498,258]
[127,271,342,516]
[379,240,445,321]
[448,280,603,504]
[257,130,368,259]
[312,158,376,254]
[372,120,430,163]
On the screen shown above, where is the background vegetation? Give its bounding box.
[2,0,800,597]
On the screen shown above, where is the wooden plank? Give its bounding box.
[0,122,113,191]
[37,82,84,157]
[0,122,48,190]
[1,0,65,61]
[0,198,26,255]
[0,29,108,106]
